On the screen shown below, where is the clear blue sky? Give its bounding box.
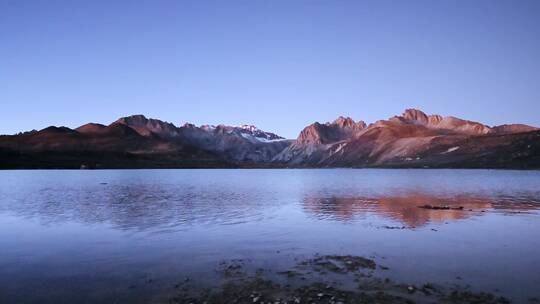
[1,0,539,138]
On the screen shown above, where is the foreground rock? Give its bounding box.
[168,255,510,304]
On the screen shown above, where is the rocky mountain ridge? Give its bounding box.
[1,109,538,169]
[273,109,539,168]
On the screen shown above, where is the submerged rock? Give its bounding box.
[418,204,464,210]
[168,255,512,304]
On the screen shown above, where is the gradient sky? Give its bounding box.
[1,0,539,138]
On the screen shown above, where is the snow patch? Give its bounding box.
[255,137,287,143]
[238,124,259,132]
[240,132,286,143]
[201,125,216,131]
[442,146,460,154]
[240,132,254,140]
[334,143,347,153]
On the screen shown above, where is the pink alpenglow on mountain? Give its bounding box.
[273,109,539,168]
[0,109,538,169]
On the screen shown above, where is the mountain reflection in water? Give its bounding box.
[302,193,539,227]
[1,170,540,304]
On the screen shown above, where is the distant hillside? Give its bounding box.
[1,109,538,169]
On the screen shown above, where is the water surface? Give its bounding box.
[1,169,539,303]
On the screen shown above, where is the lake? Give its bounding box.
[1,169,539,303]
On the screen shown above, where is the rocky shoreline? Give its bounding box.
[166,255,515,304]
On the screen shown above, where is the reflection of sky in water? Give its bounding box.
[0,169,539,303]
[1,169,539,231]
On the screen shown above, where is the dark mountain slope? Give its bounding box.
[273,109,539,169]
[0,115,290,169]
[1,109,538,169]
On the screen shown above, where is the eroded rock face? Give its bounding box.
[273,116,368,164]
[178,123,290,162]
[114,115,181,138]
[297,117,366,145]
[273,109,539,168]
[238,124,284,141]
[0,109,538,169]
[397,109,492,135]
[297,122,334,145]
[110,115,291,162]
[401,108,430,125]
[332,116,367,130]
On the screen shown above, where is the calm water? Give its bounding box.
[1,169,539,303]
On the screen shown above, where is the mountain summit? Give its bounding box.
[113,115,181,138]
[297,117,366,145]
[395,108,491,135]
[0,109,538,169]
[273,109,538,167]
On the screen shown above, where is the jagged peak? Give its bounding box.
[321,116,366,130]
[238,124,260,132]
[114,114,149,125]
[114,114,177,127]
[401,108,429,124]
[236,124,284,141]
[296,116,366,145]
[201,124,215,129]
[184,123,284,140]
[297,122,326,144]
[395,109,493,135]
[112,114,179,137]
[332,116,355,126]
[399,109,444,126]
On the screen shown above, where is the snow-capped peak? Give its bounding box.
[236,124,285,141]
[200,124,216,131]
[238,124,260,132]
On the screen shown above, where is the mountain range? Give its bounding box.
[1,109,539,169]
